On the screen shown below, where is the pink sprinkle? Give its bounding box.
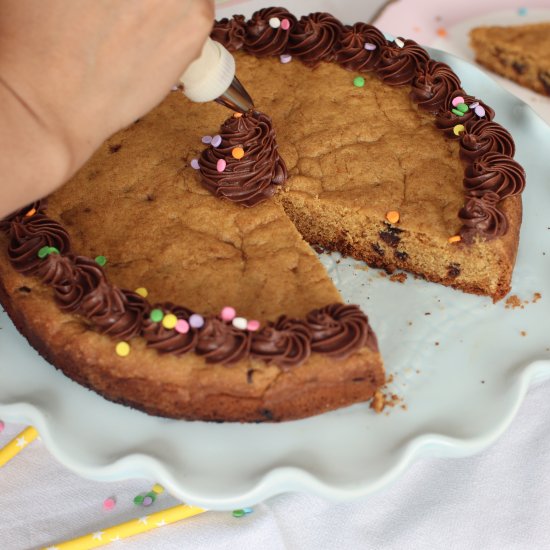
[221,306,236,322]
[364,42,377,51]
[280,54,292,64]
[190,158,200,170]
[281,18,290,30]
[0,420,4,433]
[217,159,227,172]
[103,497,116,511]
[171,85,179,91]
[247,320,260,331]
[189,314,204,328]
[202,135,212,144]
[452,96,464,107]
[211,135,222,148]
[469,101,480,109]
[175,319,190,334]
[475,105,486,117]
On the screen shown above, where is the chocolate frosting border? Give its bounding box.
[208,9,525,244]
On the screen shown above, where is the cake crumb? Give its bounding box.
[532,292,542,303]
[434,341,439,346]
[520,330,527,336]
[389,272,407,283]
[371,390,385,413]
[378,271,387,278]
[505,295,523,309]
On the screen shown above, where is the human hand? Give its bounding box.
[0,0,214,217]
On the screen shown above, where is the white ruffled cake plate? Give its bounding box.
[1,49,550,511]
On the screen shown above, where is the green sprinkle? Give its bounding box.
[38,246,59,259]
[150,309,164,323]
[456,103,468,113]
[133,495,144,505]
[451,108,464,116]
[232,509,245,517]
[95,255,107,266]
[353,76,365,87]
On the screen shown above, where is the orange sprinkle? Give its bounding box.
[448,235,461,244]
[436,27,447,38]
[385,210,400,224]
[233,112,243,118]
[25,208,36,217]
[232,147,245,160]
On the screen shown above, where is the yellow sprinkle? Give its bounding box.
[162,313,178,330]
[115,341,131,357]
[25,208,36,217]
[385,210,400,224]
[453,124,466,136]
[152,483,165,494]
[448,235,462,244]
[135,287,148,298]
[233,112,243,118]
[232,147,245,160]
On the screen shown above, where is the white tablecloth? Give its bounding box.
[2,1,550,548]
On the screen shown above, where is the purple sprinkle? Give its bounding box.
[280,54,292,64]
[189,314,204,329]
[211,135,222,148]
[469,101,479,110]
[202,135,212,144]
[190,158,200,170]
[364,42,377,51]
[143,496,154,507]
[475,105,486,117]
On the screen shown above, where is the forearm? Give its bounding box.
[0,79,70,218]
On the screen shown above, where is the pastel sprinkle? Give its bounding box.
[217,159,227,172]
[162,313,178,330]
[221,306,236,322]
[175,319,190,334]
[115,341,131,357]
[233,112,243,118]
[394,38,405,48]
[456,103,468,113]
[353,76,365,87]
[25,208,37,217]
[152,484,165,494]
[38,246,59,259]
[280,54,292,64]
[103,497,116,511]
[143,494,155,507]
[171,85,179,91]
[385,211,400,224]
[0,420,4,433]
[281,18,290,30]
[133,495,144,505]
[150,309,164,323]
[475,105,486,117]
[135,287,148,298]
[269,16,281,29]
[232,317,248,330]
[201,135,213,144]
[95,255,107,267]
[247,320,260,331]
[470,101,479,109]
[232,147,245,160]
[191,158,200,170]
[211,135,222,148]
[453,124,466,136]
[243,508,254,514]
[436,27,447,38]
[451,108,464,116]
[383,32,395,42]
[448,235,462,244]
[232,509,246,517]
[518,7,527,16]
[364,42,377,51]
[189,314,204,328]
[452,96,464,107]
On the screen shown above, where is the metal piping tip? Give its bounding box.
[215,76,255,114]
